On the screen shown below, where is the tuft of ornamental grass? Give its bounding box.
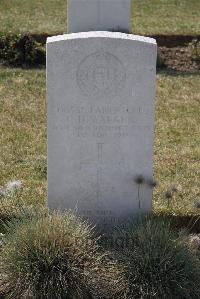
[0,211,126,299]
[115,215,200,299]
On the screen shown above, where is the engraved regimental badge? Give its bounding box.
[77,51,126,97]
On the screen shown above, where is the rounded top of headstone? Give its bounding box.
[47,31,157,45]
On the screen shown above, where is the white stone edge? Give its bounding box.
[47,31,156,45]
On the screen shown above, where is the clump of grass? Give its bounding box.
[115,215,200,299]
[0,194,43,225]
[1,212,126,299]
[0,197,22,223]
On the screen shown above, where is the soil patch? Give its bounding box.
[0,34,199,72]
[159,46,200,72]
[152,35,200,48]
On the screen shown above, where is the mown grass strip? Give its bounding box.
[0,0,199,35]
[0,69,199,217]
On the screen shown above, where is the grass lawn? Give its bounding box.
[0,69,199,217]
[0,69,46,211]
[132,0,200,35]
[154,72,200,215]
[0,0,199,35]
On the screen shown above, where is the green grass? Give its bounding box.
[0,0,66,35]
[0,0,199,35]
[154,72,200,215]
[132,0,200,35]
[0,69,46,208]
[0,69,199,216]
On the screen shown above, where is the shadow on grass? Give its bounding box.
[154,212,200,233]
[157,69,200,77]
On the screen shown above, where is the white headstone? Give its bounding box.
[67,0,131,33]
[47,32,157,228]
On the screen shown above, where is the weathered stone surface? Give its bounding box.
[67,0,131,33]
[47,32,157,228]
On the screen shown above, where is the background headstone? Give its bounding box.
[47,32,157,228]
[67,0,131,33]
